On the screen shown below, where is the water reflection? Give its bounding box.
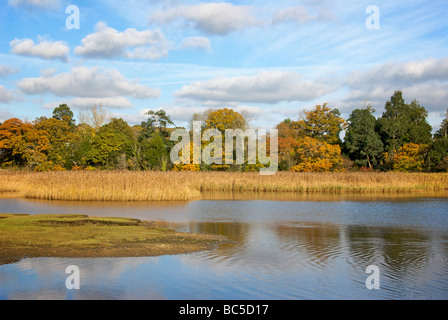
[1,196,448,300]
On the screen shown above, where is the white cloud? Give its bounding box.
[178,37,211,52]
[272,6,319,24]
[347,57,448,89]
[0,107,14,122]
[150,2,264,35]
[10,37,69,62]
[0,65,18,77]
[74,22,169,60]
[44,97,134,110]
[340,57,448,112]
[175,71,335,104]
[18,66,160,99]
[8,0,60,9]
[0,85,16,104]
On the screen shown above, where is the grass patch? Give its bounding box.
[0,214,226,265]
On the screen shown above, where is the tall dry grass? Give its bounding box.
[0,171,447,201]
[0,171,200,201]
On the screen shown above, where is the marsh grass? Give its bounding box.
[0,171,447,202]
[0,214,225,264]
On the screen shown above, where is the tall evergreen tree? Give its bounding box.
[52,104,76,127]
[344,107,383,168]
[435,109,448,139]
[378,91,432,153]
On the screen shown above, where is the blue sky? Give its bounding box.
[0,0,447,130]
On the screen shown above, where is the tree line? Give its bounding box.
[0,91,447,173]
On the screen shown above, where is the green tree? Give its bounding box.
[427,111,448,172]
[141,132,168,170]
[435,109,448,139]
[428,138,448,172]
[378,91,432,153]
[69,123,95,169]
[52,104,76,127]
[138,110,175,170]
[344,107,383,169]
[87,118,135,169]
[141,109,175,139]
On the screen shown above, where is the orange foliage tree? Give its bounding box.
[0,118,33,166]
[297,104,347,145]
[291,137,343,172]
[390,143,428,172]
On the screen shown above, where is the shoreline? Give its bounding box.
[0,214,226,266]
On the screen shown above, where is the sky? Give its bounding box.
[0,0,447,131]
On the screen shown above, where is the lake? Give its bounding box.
[0,192,447,300]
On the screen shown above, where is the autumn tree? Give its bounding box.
[297,104,347,145]
[189,108,250,171]
[391,143,428,172]
[0,118,32,166]
[291,137,343,172]
[278,136,299,171]
[20,127,50,170]
[344,107,383,169]
[199,108,248,133]
[32,115,75,170]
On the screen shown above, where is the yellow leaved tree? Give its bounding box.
[291,137,343,172]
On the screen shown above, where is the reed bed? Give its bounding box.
[0,171,447,202]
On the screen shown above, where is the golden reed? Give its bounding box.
[0,171,447,201]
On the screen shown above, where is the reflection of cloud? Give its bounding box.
[9,289,66,300]
[6,257,164,299]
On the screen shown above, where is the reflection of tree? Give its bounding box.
[185,222,249,261]
[187,222,247,243]
[345,226,432,284]
[274,223,341,267]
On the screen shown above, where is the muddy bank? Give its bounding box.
[0,214,226,265]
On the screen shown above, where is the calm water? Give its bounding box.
[0,193,447,300]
